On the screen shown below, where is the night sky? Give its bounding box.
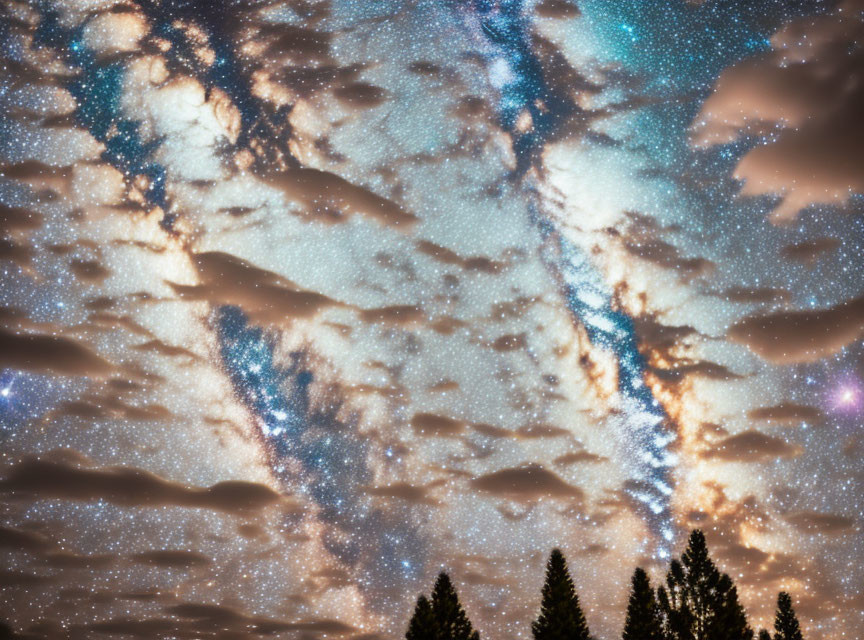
[0,0,862,639]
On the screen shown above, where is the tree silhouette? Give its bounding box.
[773,592,803,640]
[622,567,663,640]
[430,572,480,640]
[711,574,753,640]
[532,548,592,640]
[758,630,772,640]
[657,530,752,640]
[406,594,438,640]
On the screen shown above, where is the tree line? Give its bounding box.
[406,530,805,640]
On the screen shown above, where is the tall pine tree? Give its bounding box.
[622,568,663,640]
[406,594,438,640]
[657,530,752,640]
[773,592,803,640]
[430,572,480,640]
[532,549,592,640]
[709,574,753,640]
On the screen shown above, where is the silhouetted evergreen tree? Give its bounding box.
[407,594,438,640]
[773,592,803,640]
[532,548,592,640]
[657,530,752,640]
[710,575,753,640]
[430,572,480,640]
[758,629,772,640]
[622,568,663,640]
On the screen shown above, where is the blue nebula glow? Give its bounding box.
[456,0,677,556]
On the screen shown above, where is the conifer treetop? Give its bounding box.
[532,548,592,640]
[773,592,803,640]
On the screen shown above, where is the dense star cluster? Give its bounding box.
[0,1,862,639]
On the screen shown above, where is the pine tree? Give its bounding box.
[407,594,438,640]
[657,530,752,640]
[758,630,772,640]
[532,549,592,640]
[622,568,663,640]
[773,592,803,640]
[708,575,752,640]
[430,572,479,640]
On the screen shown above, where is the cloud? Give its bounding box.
[0,526,52,552]
[785,511,856,535]
[470,464,583,500]
[362,482,438,505]
[718,286,790,305]
[553,451,607,466]
[728,295,864,363]
[43,551,115,569]
[0,203,42,233]
[535,0,580,19]
[169,251,343,325]
[691,1,864,221]
[411,412,465,437]
[332,82,388,109]
[415,240,504,274]
[0,455,288,514]
[69,258,111,284]
[747,402,824,425]
[131,550,211,568]
[780,237,841,264]
[0,327,114,377]
[700,430,802,463]
[622,238,714,281]
[263,167,417,230]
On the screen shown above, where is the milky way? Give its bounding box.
[1,1,863,639]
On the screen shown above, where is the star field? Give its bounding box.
[0,1,862,639]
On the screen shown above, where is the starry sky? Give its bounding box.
[0,1,862,639]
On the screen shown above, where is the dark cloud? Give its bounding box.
[692,0,864,221]
[728,295,864,363]
[0,569,55,586]
[780,237,840,264]
[362,482,438,505]
[515,423,571,439]
[415,240,504,274]
[785,511,856,535]
[43,551,115,569]
[264,168,417,230]
[69,259,111,284]
[169,251,343,325]
[0,327,114,377]
[490,333,527,352]
[132,339,198,360]
[131,550,211,568]
[411,412,465,437]
[260,24,333,63]
[0,455,287,514]
[356,305,424,325]
[0,526,52,553]
[700,430,802,463]
[623,238,714,280]
[332,82,388,109]
[648,359,743,383]
[166,603,356,635]
[718,286,790,304]
[0,204,42,233]
[553,451,607,466]
[470,464,583,500]
[535,0,580,19]
[747,402,824,425]
[56,395,173,422]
